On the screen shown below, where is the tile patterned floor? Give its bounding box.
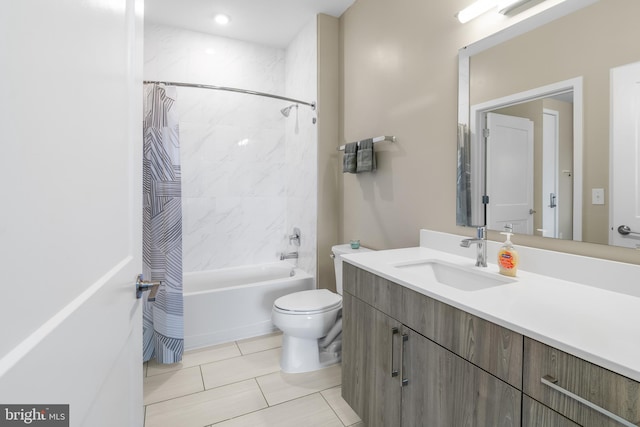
[143,332,363,427]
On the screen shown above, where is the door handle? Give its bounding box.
[391,327,399,378]
[617,225,640,236]
[136,274,160,301]
[400,333,409,387]
[541,375,636,427]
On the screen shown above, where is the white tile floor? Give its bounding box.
[143,332,363,427]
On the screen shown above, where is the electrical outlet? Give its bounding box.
[592,188,605,205]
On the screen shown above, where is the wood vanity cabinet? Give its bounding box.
[342,263,522,427]
[342,263,640,427]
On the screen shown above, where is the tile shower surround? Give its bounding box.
[144,21,318,276]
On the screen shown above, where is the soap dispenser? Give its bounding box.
[498,224,519,277]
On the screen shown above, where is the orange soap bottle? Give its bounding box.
[497,225,518,277]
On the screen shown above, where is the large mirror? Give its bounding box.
[457,0,640,249]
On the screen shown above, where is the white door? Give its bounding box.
[610,61,640,248]
[486,112,535,234]
[0,2,143,427]
[542,110,559,238]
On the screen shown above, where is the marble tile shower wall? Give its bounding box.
[284,18,318,278]
[144,23,318,275]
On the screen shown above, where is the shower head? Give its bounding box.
[280,104,298,117]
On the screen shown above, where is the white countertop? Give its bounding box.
[342,238,640,382]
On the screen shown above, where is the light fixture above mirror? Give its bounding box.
[456,0,534,23]
[457,0,640,250]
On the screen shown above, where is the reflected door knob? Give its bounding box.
[617,225,640,236]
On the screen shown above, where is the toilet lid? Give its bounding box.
[274,289,342,313]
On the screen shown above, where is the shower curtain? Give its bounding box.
[142,84,184,364]
[457,123,472,225]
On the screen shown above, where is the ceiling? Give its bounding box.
[144,0,355,48]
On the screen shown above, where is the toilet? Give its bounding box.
[271,244,372,373]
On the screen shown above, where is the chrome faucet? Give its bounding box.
[280,251,299,260]
[460,226,487,267]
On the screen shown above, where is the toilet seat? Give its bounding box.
[274,289,341,315]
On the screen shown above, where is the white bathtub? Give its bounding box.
[183,262,314,350]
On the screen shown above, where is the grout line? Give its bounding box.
[199,364,206,391]
[208,379,269,426]
[319,389,348,426]
[198,346,281,373]
[235,332,283,356]
[145,363,185,378]
[233,340,243,355]
[146,344,244,377]
[144,388,207,407]
[145,373,268,409]
[254,374,271,407]
[210,391,329,426]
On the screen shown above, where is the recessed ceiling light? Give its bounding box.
[214,14,230,25]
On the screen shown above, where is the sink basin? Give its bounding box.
[392,259,516,291]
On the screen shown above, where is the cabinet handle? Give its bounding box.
[391,327,399,378]
[541,375,637,427]
[401,333,409,387]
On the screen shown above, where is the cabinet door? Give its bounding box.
[342,292,402,427]
[402,328,521,427]
[523,396,580,427]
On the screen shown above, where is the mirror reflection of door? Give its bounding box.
[471,83,582,240]
[542,109,559,238]
[486,112,534,234]
[610,61,640,248]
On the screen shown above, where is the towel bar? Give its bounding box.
[337,135,396,151]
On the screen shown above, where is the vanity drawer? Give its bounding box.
[343,263,402,320]
[401,286,523,389]
[523,395,580,427]
[523,338,640,427]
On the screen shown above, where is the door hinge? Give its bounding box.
[483,128,490,138]
[482,195,490,205]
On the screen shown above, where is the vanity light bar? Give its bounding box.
[456,0,533,23]
[457,0,497,23]
[498,0,532,15]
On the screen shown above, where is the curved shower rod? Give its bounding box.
[143,80,316,110]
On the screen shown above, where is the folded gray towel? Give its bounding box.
[356,138,376,173]
[342,142,358,174]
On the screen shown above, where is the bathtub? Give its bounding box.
[183,262,314,350]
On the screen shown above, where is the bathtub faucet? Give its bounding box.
[289,227,301,246]
[280,251,298,260]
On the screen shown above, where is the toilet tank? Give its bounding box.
[331,244,373,295]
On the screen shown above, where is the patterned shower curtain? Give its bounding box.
[142,84,184,364]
